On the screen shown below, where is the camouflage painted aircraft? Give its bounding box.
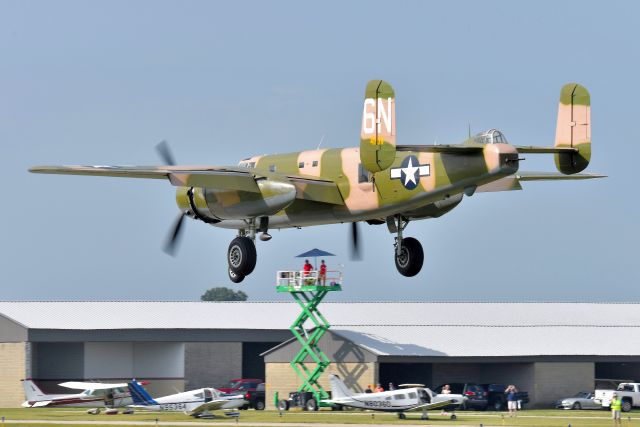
[30,81,602,283]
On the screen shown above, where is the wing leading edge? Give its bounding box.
[29,165,345,205]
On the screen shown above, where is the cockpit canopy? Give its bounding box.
[472,129,508,145]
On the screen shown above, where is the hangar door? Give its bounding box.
[379,363,432,389]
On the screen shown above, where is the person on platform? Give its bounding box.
[319,259,327,285]
[375,383,384,392]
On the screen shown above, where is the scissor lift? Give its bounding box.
[275,270,342,411]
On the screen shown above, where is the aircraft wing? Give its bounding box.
[514,145,579,154]
[29,166,344,205]
[409,398,460,412]
[59,381,128,390]
[188,399,236,415]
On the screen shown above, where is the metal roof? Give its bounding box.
[2,301,640,357]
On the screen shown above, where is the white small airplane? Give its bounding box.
[21,379,135,412]
[127,380,247,418]
[323,374,466,420]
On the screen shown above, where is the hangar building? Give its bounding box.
[1,301,639,408]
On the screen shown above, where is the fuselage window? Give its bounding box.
[312,160,318,167]
[408,392,417,399]
[269,164,276,173]
[393,394,406,400]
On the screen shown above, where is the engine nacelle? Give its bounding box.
[176,179,296,221]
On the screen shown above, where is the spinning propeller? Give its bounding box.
[350,222,362,260]
[157,141,186,256]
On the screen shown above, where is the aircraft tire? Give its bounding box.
[394,237,424,277]
[398,413,406,419]
[228,237,256,276]
[228,267,245,283]
[450,414,457,420]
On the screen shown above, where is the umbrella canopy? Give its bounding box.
[295,248,336,270]
[295,248,336,258]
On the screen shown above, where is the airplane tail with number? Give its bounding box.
[555,83,591,174]
[127,380,157,405]
[328,374,354,399]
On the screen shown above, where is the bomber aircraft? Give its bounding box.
[126,380,246,417]
[323,374,464,420]
[30,80,602,282]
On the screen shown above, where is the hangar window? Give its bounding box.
[312,160,318,167]
[298,162,305,168]
[393,394,406,400]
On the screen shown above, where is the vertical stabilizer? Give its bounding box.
[555,83,591,174]
[22,379,47,401]
[328,374,354,399]
[360,80,397,173]
[127,380,157,405]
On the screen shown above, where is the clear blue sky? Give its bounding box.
[1,0,638,302]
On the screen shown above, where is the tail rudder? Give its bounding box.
[127,380,157,405]
[328,374,353,399]
[555,83,591,174]
[22,379,47,401]
[360,80,397,173]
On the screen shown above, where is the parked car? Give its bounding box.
[479,383,530,411]
[433,383,488,410]
[218,378,263,395]
[595,382,640,412]
[555,391,601,410]
[244,383,265,410]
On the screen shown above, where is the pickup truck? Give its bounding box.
[595,383,640,412]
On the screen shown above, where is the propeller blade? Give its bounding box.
[156,140,176,166]
[350,222,361,260]
[163,213,186,256]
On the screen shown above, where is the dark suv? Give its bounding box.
[433,383,488,410]
[480,383,530,411]
[245,383,265,410]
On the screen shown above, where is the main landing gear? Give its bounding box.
[227,218,268,283]
[388,215,424,277]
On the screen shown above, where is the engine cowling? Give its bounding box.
[176,178,296,221]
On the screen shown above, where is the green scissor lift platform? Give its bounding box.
[275,269,342,411]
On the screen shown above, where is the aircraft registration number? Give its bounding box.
[364,400,392,408]
[161,403,187,411]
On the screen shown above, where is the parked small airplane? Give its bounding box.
[323,374,465,420]
[126,380,247,418]
[21,379,134,412]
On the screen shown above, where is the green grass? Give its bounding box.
[0,407,637,426]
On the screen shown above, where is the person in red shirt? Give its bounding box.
[319,259,327,285]
[303,259,312,276]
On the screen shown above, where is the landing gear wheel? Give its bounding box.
[398,413,406,419]
[228,267,245,283]
[228,237,257,276]
[450,414,457,420]
[420,413,429,420]
[305,398,318,411]
[395,237,424,277]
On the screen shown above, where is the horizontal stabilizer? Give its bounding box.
[515,172,606,181]
[397,144,483,154]
[515,146,578,154]
[32,401,52,407]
